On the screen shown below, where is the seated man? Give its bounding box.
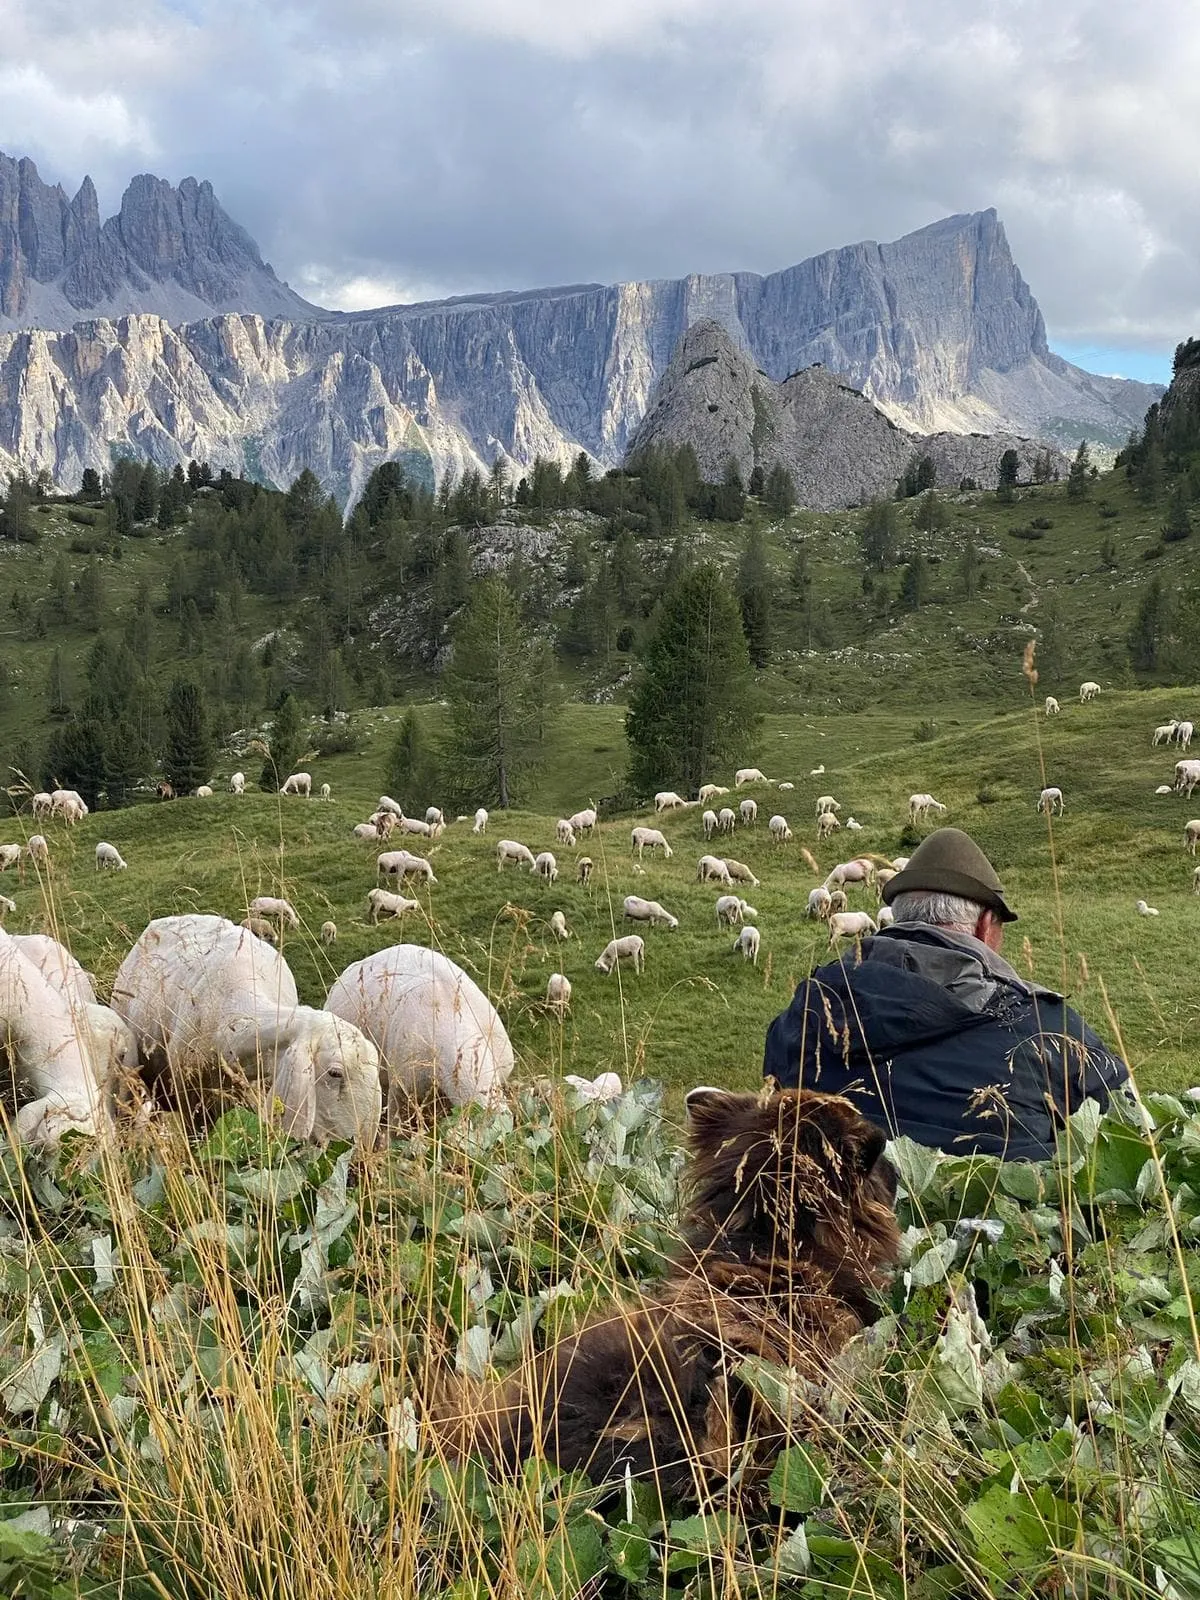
[763,827,1129,1160]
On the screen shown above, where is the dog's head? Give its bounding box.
[682,1086,899,1271]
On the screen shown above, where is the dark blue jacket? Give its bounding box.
[763,925,1129,1161]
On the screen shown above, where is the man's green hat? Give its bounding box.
[881,827,1018,923]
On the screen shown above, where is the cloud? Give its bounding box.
[2,0,1198,356]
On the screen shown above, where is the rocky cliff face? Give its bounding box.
[0,163,1159,497]
[0,152,319,330]
[627,321,1065,508]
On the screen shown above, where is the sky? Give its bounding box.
[1,0,1197,383]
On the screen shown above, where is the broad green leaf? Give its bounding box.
[964,1482,1079,1580]
[888,1137,944,1199]
[515,1516,606,1600]
[607,1521,652,1583]
[768,1443,828,1512]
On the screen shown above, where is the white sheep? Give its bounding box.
[473,807,489,834]
[1194,866,1200,896]
[697,854,734,886]
[229,771,246,794]
[817,811,841,840]
[631,826,673,860]
[373,811,397,839]
[702,808,719,840]
[0,844,22,872]
[891,856,910,871]
[1185,821,1200,855]
[424,806,444,827]
[1135,899,1160,917]
[534,851,559,883]
[555,818,577,847]
[496,839,536,872]
[95,841,128,871]
[550,910,571,941]
[1079,681,1101,703]
[545,973,572,1012]
[248,895,300,928]
[908,793,947,824]
[241,915,278,944]
[194,784,214,799]
[400,816,439,839]
[280,772,312,797]
[1045,696,1061,716]
[1175,760,1200,798]
[844,817,863,834]
[828,889,849,914]
[735,768,770,787]
[1156,785,1175,795]
[10,934,97,1008]
[31,793,52,818]
[353,822,379,841]
[0,934,112,1144]
[367,888,421,923]
[0,896,13,918]
[654,790,687,812]
[717,807,737,833]
[623,895,679,930]
[734,925,761,964]
[738,899,759,920]
[715,894,744,927]
[563,1071,623,1103]
[1037,786,1065,816]
[739,797,758,827]
[113,916,382,1144]
[806,886,833,921]
[825,859,872,890]
[320,920,338,944]
[377,795,404,817]
[877,905,896,928]
[320,783,333,801]
[697,783,729,803]
[568,806,597,837]
[1154,723,1178,746]
[809,765,825,777]
[325,945,513,1110]
[724,859,760,888]
[768,814,792,843]
[874,867,898,899]
[577,856,594,884]
[26,835,48,865]
[827,910,878,947]
[594,934,645,975]
[778,781,795,791]
[51,788,88,822]
[378,850,437,885]
[815,795,840,816]
[1178,722,1195,750]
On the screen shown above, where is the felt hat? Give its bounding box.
[880,827,1018,922]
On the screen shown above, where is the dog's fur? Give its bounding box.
[438,1086,899,1505]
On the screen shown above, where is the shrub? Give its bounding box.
[913,719,938,742]
[1098,503,1120,519]
[66,507,98,526]
[1029,516,1054,530]
[313,720,364,757]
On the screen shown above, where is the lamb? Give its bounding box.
[815,796,840,816]
[778,781,795,791]
[734,768,770,787]
[817,811,841,840]
[555,818,577,847]
[702,808,719,840]
[739,797,758,827]
[534,851,559,883]
[1135,899,1160,917]
[717,808,737,833]
[631,826,673,860]
[373,811,397,839]
[0,933,111,1144]
[827,910,878,947]
[31,793,53,818]
[550,910,572,941]
[1175,760,1200,798]
[0,844,21,872]
[809,765,825,776]
[325,945,513,1110]
[846,817,863,832]
[496,839,536,872]
[1079,681,1101,703]
[715,894,744,927]
[95,842,128,871]
[874,867,898,899]
[378,850,437,885]
[1037,786,1065,816]
[240,916,277,944]
[1186,821,1200,855]
[194,785,214,799]
[768,814,792,843]
[1045,696,1061,716]
[594,934,645,975]
[568,807,597,837]
[737,900,759,921]
[26,835,48,864]
[367,888,421,923]
[51,789,88,822]
[724,859,760,888]
[654,790,687,813]
[908,793,947,824]
[320,783,333,801]
[697,784,728,803]
[545,973,572,1012]
[320,921,338,944]
[806,886,833,921]
[248,895,300,928]
[473,807,489,834]
[734,925,761,964]
[1154,723,1178,746]
[229,771,246,794]
[577,857,594,884]
[114,916,382,1145]
[279,772,312,797]
[623,895,679,930]
[697,855,734,886]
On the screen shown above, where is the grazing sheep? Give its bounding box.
[1154,722,1178,746]
[806,886,833,921]
[31,792,53,818]
[280,772,312,797]
[874,867,897,899]
[827,910,878,947]
[1194,866,1200,896]
[828,889,849,914]
[550,910,571,941]
[229,771,246,794]
[768,814,792,843]
[320,921,338,944]
[1037,786,1065,816]
[631,826,673,860]
[568,807,597,837]
[0,934,111,1144]
[702,808,719,840]
[594,935,645,975]
[845,817,863,832]
[473,807,489,834]
[735,768,770,787]
[377,795,404,817]
[534,851,559,884]
[815,795,840,816]
[623,895,679,930]
[496,839,536,872]
[320,783,332,801]
[908,793,947,824]
[193,784,214,799]
[1187,821,1200,855]
[155,782,175,800]
[1175,760,1200,798]
[0,896,14,918]
[1045,696,1061,716]
[738,797,758,827]
[0,844,21,872]
[114,916,382,1145]
[809,765,825,777]
[248,895,300,928]
[26,835,48,865]
[556,818,577,846]
[545,973,572,1012]
[816,810,841,840]
[697,855,734,886]
[1079,681,1101,703]
[891,856,910,871]
[738,899,758,920]
[378,850,437,885]
[577,856,594,884]
[824,859,872,891]
[51,788,88,819]
[717,807,737,834]
[367,888,421,923]
[240,915,278,944]
[325,945,513,1110]
[697,784,729,803]
[778,781,795,791]
[95,841,128,871]
[876,906,895,928]
[1178,721,1195,750]
[715,894,744,927]
[399,816,438,839]
[654,790,687,813]
[1135,899,1160,917]
[373,811,397,839]
[724,859,760,888]
[353,822,379,841]
[734,925,761,964]
[424,806,444,827]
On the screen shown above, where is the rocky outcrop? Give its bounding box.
[0,152,319,330]
[628,321,1065,508]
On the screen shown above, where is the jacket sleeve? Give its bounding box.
[1038,1003,1130,1117]
[763,975,847,1091]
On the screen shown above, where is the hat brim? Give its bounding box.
[881,863,1018,923]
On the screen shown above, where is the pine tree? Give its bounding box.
[1127,578,1169,671]
[163,680,214,793]
[383,708,439,812]
[900,552,930,610]
[259,693,304,791]
[134,463,158,522]
[104,718,147,809]
[625,563,760,796]
[764,463,796,516]
[958,537,980,599]
[858,500,899,572]
[1163,484,1192,543]
[1066,441,1093,501]
[77,562,105,630]
[79,467,102,500]
[442,578,556,808]
[737,524,772,668]
[46,649,70,716]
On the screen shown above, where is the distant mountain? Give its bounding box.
[0,162,1161,495]
[0,152,320,329]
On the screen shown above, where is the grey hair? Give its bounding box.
[889,888,986,932]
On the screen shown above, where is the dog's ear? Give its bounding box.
[686,1085,755,1149]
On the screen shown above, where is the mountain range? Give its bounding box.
[0,152,1160,504]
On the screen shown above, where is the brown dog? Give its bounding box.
[440,1085,900,1506]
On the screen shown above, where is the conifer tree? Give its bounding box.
[1066,441,1093,501]
[383,708,439,812]
[46,649,70,716]
[259,693,304,791]
[163,680,213,794]
[737,524,772,667]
